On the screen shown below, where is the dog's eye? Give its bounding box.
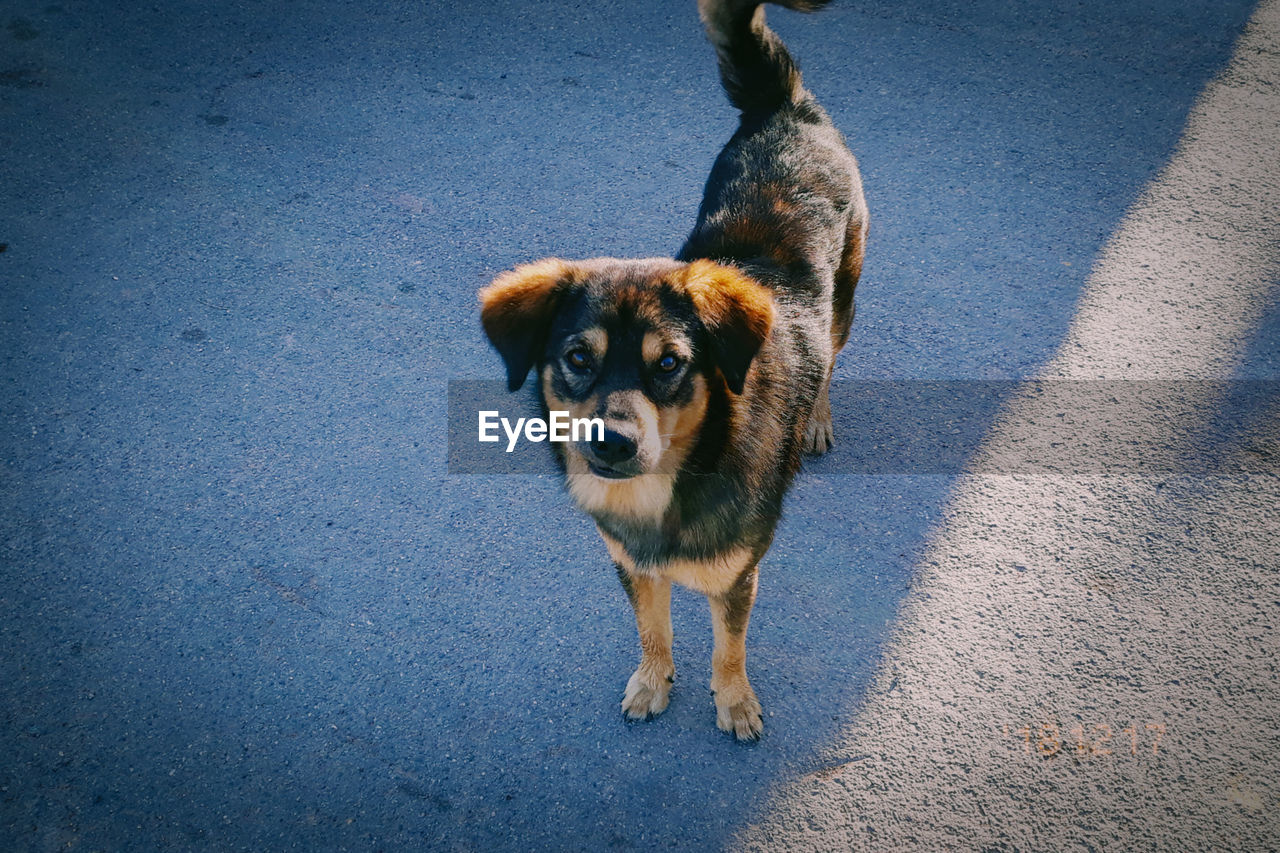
[565,348,594,372]
[657,353,681,373]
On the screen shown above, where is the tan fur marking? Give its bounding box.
[478,258,572,321]
[771,195,800,216]
[602,513,761,737]
[631,572,674,676]
[549,373,709,525]
[577,327,607,360]
[678,259,776,342]
[602,528,676,719]
[568,461,673,522]
[655,374,708,475]
[709,593,763,739]
[659,546,755,596]
[600,530,753,598]
[642,331,692,366]
[710,596,751,684]
[628,289,667,328]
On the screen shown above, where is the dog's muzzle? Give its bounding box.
[581,427,641,479]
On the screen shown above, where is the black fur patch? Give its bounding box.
[615,563,638,606]
[718,564,759,635]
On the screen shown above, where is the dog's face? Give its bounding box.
[480,257,775,509]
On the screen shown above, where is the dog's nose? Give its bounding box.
[591,429,638,465]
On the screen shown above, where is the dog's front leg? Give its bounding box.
[616,565,675,720]
[709,564,763,741]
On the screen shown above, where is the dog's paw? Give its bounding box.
[803,415,834,455]
[713,682,764,741]
[621,667,673,721]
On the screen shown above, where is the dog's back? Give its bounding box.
[681,0,868,454]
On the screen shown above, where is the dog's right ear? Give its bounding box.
[479,259,575,391]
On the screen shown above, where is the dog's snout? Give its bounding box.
[591,429,638,465]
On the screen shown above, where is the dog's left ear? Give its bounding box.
[680,259,776,395]
[479,259,575,391]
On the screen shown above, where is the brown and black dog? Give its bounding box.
[479,0,867,740]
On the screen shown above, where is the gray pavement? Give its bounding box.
[739,3,1280,847]
[2,0,1277,850]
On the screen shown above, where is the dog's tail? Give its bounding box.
[697,0,832,113]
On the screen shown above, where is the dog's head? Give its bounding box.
[479,257,775,494]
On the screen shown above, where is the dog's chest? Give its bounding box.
[597,525,754,596]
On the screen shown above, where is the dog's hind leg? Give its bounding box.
[805,209,867,455]
[709,564,764,740]
[616,566,676,720]
[803,365,835,455]
[831,209,867,355]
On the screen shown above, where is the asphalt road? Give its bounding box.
[1,1,1276,850]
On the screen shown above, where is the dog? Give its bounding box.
[478,0,867,740]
